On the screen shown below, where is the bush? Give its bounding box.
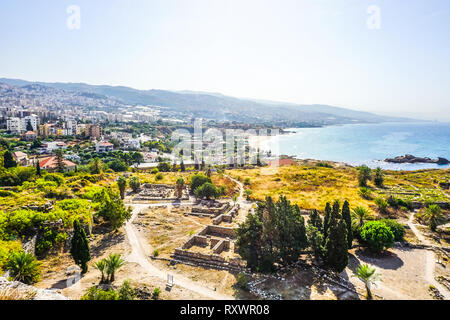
[151,168,159,174]
[374,197,389,214]
[157,162,171,172]
[44,173,65,186]
[316,162,333,168]
[152,249,159,257]
[360,221,395,253]
[152,287,161,300]
[6,251,41,284]
[379,219,405,242]
[387,195,398,208]
[236,272,249,291]
[358,187,372,200]
[194,182,219,199]
[0,240,22,274]
[81,286,119,300]
[155,173,163,181]
[108,159,128,172]
[190,174,212,191]
[0,190,17,198]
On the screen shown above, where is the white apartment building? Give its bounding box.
[7,117,21,133]
[21,115,39,132]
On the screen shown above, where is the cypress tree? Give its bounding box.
[70,220,91,274]
[180,161,185,172]
[324,218,348,273]
[36,160,41,176]
[3,151,17,168]
[342,200,353,248]
[323,202,332,239]
[308,209,323,232]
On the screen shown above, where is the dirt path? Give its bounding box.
[407,211,450,300]
[125,202,234,300]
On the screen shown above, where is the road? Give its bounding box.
[407,210,450,300]
[124,202,234,300]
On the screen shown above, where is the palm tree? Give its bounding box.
[175,177,185,199]
[117,176,127,200]
[422,205,445,231]
[6,252,41,285]
[353,264,381,300]
[352,206,372,228]
[94,259,107,284]
[105,253,126,283]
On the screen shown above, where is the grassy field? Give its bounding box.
[225,160,449,212]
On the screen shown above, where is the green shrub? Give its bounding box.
[360,221,395,253]
[6,251,41,284]
[358,187,372,200]
[236,272,249,291]
[190,174,211,191]
[81,286,119,300]
[379,219,405,242]
[155,173,163,181]
[44,173,65,186]
[152,287,161,300]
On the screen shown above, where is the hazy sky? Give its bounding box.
[0,0,449,120]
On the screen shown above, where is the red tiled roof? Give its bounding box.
[24,131,36,135]
[39,156,76,169]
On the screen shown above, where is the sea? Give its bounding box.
[262,121,450,171]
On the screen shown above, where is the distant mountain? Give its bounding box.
[0,78,414,125]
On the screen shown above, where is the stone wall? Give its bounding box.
[198,225,236,239]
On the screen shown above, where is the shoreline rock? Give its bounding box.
[385,154,449,165]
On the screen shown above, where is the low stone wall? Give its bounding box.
[199,225,236,239]
[212,239,230,254]
[191,201,231,216]
[181,235,208,249]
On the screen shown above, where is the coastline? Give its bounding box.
[254,121,450,171]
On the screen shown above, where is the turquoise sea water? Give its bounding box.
[265,122,450,170]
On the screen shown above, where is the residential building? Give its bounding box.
[96,141,114,153]
[38,124,50,137]
[6,117,21,133]
[39,156,77,173]
[12,151,29,166]
[23,131,37,141]
[21,115,39,132]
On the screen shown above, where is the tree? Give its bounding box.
[175,177,185,199]
[131,152,143,168]
[70,220,91,274]
[157,162,171,172]
[324,218,348,273]
[194,182,219,200]
[129,176,141,193]
[307,224,324,261]
[421,204,445,231]
[89,158,103,175]
[308,209,323,232]
[357,165,372,187]
[36,160,41,176]
[353,264,381,300]
[3,151,17,168]
[95,187,132,230]
[342,200,353,248]
[26,120,33,132]
[236,196,308,271]
[180,161,186,172]
[6,251,41,284]
[323,202,332,239]
[105,253,125,283]
[360,221,394,253]
[190,173,211,192]
[373,167,384,188]
[54,149,66,173]
[352,206,372,229]
[94,259,107,284]
[117,175,127,200]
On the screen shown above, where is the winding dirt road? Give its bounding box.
[124,202,233,300]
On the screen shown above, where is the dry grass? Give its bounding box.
[0,287,36,300]
[225,163,449,211]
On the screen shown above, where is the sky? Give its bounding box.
[0,0,449,120]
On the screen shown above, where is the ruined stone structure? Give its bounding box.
[133,184,189,201]
[172,203,246,272]
[188,200,231,217]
